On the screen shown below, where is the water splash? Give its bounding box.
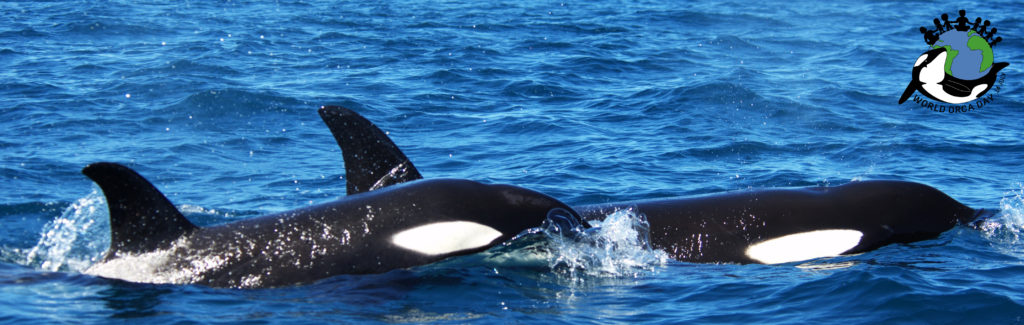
[23,190,110,272]
[977,185,1024,245]
[82,237,229,286]
[543,207,668,280]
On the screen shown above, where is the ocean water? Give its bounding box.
[2,0,1024,323]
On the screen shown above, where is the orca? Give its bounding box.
[81,111,584,288]
[575,182,996,264]
[319,106,998,265]
[898,47,1008,104]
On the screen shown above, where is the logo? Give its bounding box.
[899,10,1009,113]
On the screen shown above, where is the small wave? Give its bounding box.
[153,59,241,77]
[312,31,356,41]
[0,28,46,38]
[421,69,474,85]
[520,39,574,51]
[0,82,63,98]
[58,20,164,38]
[162,88,305,120]
[682,140,776,159]
[633,82,764,112]
[706,35,760,50]
[501,80,581,100]
[69,63,108,73]
[561,56,665,75]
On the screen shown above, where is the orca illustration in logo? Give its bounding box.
[899,47,1008,104]
[900,10,1009,106]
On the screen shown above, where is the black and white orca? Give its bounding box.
[898,47,1009,104]
[575,182,995,264]
[82,110,584,288]
[320,106,998,265]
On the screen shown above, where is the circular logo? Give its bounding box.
[899,10,1008,107]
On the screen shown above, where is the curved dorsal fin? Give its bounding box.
[82,162,198,258]
[318,106,423,195]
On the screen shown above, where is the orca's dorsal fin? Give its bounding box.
[82,162,198,258]
[318,106,423,195]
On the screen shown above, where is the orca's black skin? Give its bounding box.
[574,181,994,263]
[320,106,998,264]
[899,47,1008,104]
[82,112,583,288]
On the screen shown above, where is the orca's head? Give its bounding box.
[914,48,948,86]
[487,183,589,233]
[899,48,949,104]
[387,180,586,257]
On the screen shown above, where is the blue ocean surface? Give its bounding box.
[2,0,1024,323]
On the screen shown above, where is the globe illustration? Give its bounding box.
[932,30,994,80]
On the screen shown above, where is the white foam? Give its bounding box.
[83,238,232,285]
[391,221,502,255]
[84,250,181,284]
[545,207,668,278]
[745,229,863,264]
[979,185,1024,246]
[24,190,109,272]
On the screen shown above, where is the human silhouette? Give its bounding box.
[954,10,971,31]
[986,28,998,42]
[933,18,945,32]
[977,20,990,37]
[971,17,982,32]
[941,14,953,31]
[920,27,940,45]
[991,37,1002,47]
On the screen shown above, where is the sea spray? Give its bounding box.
[979,185,1024,246]
[24,190,110,272]
[543,207,668,280]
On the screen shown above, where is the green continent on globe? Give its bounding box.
[931,44,959,76]
[931,30,992,79]
[966,34,994,73]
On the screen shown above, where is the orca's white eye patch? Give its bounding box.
[391,221,502,255]
[918,52,948,84]
[914,53,929,67]
[745,229,863,264]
